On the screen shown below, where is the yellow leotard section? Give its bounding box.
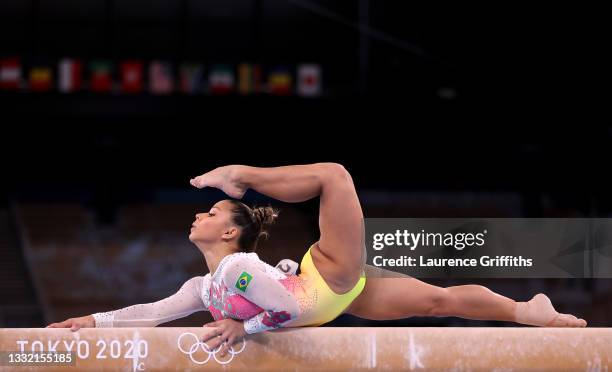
[295,245,366,327]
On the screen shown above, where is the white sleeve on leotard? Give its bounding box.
[92,275,210,327]
[220,255,300,334]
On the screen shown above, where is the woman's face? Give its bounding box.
[189,200,235,245]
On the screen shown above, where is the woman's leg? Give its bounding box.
[345,275,587,327]
[197,163,365,292]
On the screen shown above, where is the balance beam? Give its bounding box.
[1,327,610,371]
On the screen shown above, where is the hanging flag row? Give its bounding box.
[0,57,322,97]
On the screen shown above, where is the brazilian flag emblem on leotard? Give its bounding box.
[235,271,253,292]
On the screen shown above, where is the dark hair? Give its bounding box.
[228,200,279,252]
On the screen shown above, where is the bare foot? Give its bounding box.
[190,165,247,199]
[515,293,587,327]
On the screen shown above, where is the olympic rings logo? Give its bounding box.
[177,332,246,365]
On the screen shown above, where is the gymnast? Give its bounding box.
[47,163,587,357]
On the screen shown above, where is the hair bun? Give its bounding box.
[252,206,279,226]
[252,206,279,239]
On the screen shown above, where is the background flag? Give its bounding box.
[120,60,143,93]
[297,64,321,97]
[149,61,174,95]
[89,61,113,93]
[179,63,204,94]
[209,65,235,95]
[0,57,21,90]
[29,66,53,92]
[58,58,82,93]
[268,66,292,96]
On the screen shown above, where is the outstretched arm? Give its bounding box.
[92,276,209,327]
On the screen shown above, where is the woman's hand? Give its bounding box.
[190,165,248,199]
[202,318,247,358]
[46,315,95,332]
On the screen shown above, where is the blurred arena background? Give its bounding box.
[0,1,609,329]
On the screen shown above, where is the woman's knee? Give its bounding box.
[317,163,352,184]
[425,287,454,317]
